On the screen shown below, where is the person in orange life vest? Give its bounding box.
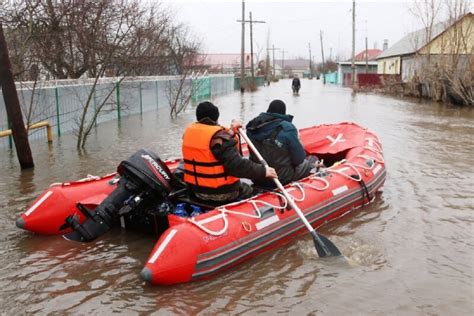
[182,101,277,203]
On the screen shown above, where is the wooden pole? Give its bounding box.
[320,31,326,84]
[308,43,312,77]
[249,12,254,86]
[240,0,245,92]
[272,44,276,80]
[267,45,280,81]
[238,13,265,90]
[365,36,369,73]
[351,0,356,88]
[281,49,286,78]
[0,22,34,169]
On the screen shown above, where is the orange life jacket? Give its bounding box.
[182,123,240,189]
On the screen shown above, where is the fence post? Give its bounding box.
[116,81,121,120]
[155,80,159,109]
[191,78,195,102]
[55,87,61,136]
[139,82,143,114]
[207,77,211,98]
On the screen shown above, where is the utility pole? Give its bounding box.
[308,43,312,78]
[267,45,280,81]
[365,36,369,73]
[320,31,326,84]
[0,22,34,169]
[280,49,286,78]
[240,0,245,92]
[237,11,265,89]
[351,0,356,88]
[365,19,368,73]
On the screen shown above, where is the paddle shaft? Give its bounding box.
[238,128,332,256]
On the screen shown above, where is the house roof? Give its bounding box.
[377,22,447,59]
[352,49,382,61]
[339,61,378,66]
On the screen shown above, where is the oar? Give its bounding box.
[238,128,341,257]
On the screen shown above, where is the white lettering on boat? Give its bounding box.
[326,133,346,147]
[148,229,177,264]
[373,164,382,175]
[25,191,53,216]
[255,215,279,230]
[203,231,228,243]
[141,154,170,181]
[332,185,348,196]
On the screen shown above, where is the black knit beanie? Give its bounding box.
[267,99,286,115]
[196,101,219,122]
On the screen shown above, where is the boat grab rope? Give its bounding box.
[297,176,330,191]
[77,174,102,182]
[284,183,305,201]
[327,160,363,182]
[361,147,384,164]
[187,192,288,236]
[188,140,384,236]
[188,211,229,236]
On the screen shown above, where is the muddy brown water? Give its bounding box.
[0,79,473,315]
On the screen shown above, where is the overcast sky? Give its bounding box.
[165,0,431,62]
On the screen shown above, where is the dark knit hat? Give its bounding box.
[196,101,219,122]
[267,99,286,115]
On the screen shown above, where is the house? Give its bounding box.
[336,49,382,85]
[273,59,311,78]
[194,54,254,74]
[376,13,473,82]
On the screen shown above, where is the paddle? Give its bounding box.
[238,128,341,257]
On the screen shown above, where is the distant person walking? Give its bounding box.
[292,75,301,94]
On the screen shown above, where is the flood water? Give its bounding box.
[0,79,473,315]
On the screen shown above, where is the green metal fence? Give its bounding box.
[0,74,234,149]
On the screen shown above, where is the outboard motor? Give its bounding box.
[62,149,173,242]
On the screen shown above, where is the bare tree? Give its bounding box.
[75,1,178,149]
[165,24,204,118]
[1,0,204,148]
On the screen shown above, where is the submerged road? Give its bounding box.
[0,79,473,314]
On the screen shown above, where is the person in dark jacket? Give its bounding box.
[292,76,301,94]
[246,99,317,187]
[182,101,277,203]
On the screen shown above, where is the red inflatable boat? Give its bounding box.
[17,122,386,285]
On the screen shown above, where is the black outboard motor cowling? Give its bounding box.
[63,149,173,242]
